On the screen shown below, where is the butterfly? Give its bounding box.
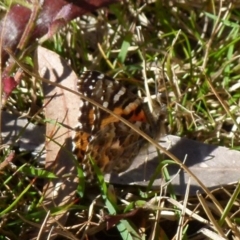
[72,71,164,182]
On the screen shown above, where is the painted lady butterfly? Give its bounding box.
[72,71,164,182]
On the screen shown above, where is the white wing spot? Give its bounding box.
[98,73,105,79]
[79,100,84,107]
[103,101,109,108]
[113,87,126,103]
[75,122,83,129]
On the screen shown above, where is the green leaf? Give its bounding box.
[20,166,57,178]
[117,32,132,63]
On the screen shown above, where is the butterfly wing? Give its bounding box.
[73,71,162,181]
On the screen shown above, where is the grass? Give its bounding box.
[1,0,240,239]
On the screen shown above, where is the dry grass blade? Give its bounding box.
[197,192,226,237]
[3,0,240,239]
[175,178,190,240]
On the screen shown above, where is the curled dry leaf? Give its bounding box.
[2,76,17,99]
[0,0,120,65]
[34,46,79,237]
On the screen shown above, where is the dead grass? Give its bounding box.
[2,0,240,239]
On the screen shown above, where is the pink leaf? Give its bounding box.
[2,76,17,98]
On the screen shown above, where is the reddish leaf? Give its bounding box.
[0,0,120,65]
[2,76,17,99]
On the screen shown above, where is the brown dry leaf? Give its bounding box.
[34,46,79,237]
